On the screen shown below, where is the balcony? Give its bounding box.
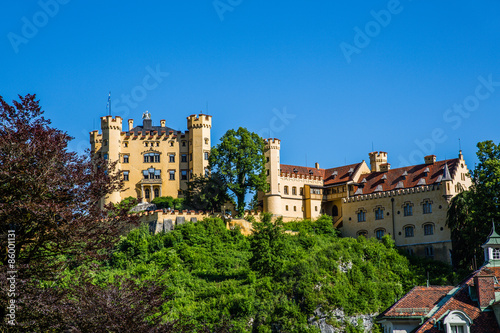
[141,178,162,185]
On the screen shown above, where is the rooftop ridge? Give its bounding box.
[343,184,441,203]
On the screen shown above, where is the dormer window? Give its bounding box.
[443,311,471,333]
[493,248,500,260]
[402,170,408,179]
[423,167,430,176]
[332,171,338,178]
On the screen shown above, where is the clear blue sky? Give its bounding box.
[2,1,500,170]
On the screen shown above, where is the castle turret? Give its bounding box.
[369,151,388,172]
[187,114,212,177]
[263,138,282,216]
[100,115,123,204]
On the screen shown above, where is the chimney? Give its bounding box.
[160,119,166,127]
[425,155,436,164]
[475,275,495,308]
[128,119,134,131]
[380,163,391,172]
[315,162,320,170]
[369,151,388,172]
[143,118,152,130]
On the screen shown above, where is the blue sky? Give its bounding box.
[2,1,500,170]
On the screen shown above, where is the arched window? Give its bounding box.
[404,225,414,238]
[423,223,434,235]
[145,188,150,199]
[332,205,339,217]
[357,208,366,222]
[284,186,289,195]
[375,228,385,240]
[154,188,159,198]
[443,311,472,333]
[292,187,297,195]
[357,230,368,237]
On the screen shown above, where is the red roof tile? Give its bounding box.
[354,159,459,195]
[279,163,363,184]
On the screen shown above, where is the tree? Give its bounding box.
[184,173,232,212]
[209,128,268,216]
[0,94,138,324]
[447,140,500,270]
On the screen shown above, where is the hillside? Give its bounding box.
[69,215,456,332]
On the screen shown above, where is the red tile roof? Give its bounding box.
[279,163,363,184]
[379,266,500,333]
[379,286,454,318]
[354,159,459,195]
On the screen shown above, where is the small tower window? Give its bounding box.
[123,155,129,163]
[493,248,500,260]
[424,223,434,235]
[423,199,432,214]
[403,202,413,216]
[204,152,209,160]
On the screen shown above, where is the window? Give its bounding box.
[450,325,465,333]
[285,205,289,211]
[169,154,175,163]
[375,207,384,220]
[293,206,297,211]
[124,142,128,147]
[156,142,159,147]
[154,170,161,179]
[425,246,434,258]
[190,169,193,179]
[315,206,318,211]
[266,157,269,162]
[357,210,366,222]
[144,153,160,163]
[204,152,209,160]
[154,188,159,198]
[181,170,187,180]
[403,203,413,216]
[144,142,148,147]
[423,200,432,214]
[300,187,304,195]
[169,170,175,180]
[123,171,129,181]
[407,248,414,256]
[123,155,129,163]
[424,223,434,235]
[493,248,500,260]
[181,154,187,162]
[284,186,289,195]
[357,230,367,237]
[405,226,414,238]
[267,169,269,176]
[204,138,209,145]
[145,188,150,199]
[170,141,174,147]
[182,141,186,147]
[376,229,385,240]
[190,153,193,161]
[292,187,297,195]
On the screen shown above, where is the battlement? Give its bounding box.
[264,138,281,150]
[187,114,212,129]
[343,184,441,203]
[369,151,388,172]
[121,130,185,141]
[101,116,123,130]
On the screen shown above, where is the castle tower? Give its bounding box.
[187,114,212,177]
[482,221,500,267]
[263,138,282,215]
[100,115,123,204]
[369,151,388,172]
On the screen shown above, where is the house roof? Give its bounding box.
[379,266,500,333]
[353,159,459,195]
[279,163,363,184]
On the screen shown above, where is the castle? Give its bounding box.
[259,139,472,263]
[90,111,211,205]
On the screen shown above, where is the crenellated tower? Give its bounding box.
[187,114,212,177]
[369,151,388,172]
[263,138,282,215]
[100,115,123,204]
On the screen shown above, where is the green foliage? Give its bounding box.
[57,214,448,331]
[184,173,232,212]
[447,140,500,271]
[151,196,184,210]
[209,127,268,217]
[115,196,138,212]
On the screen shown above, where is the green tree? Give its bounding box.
[151,196,174,209]
[209,127,268,217]
[184,173,231,212]
[447,140,500,270]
